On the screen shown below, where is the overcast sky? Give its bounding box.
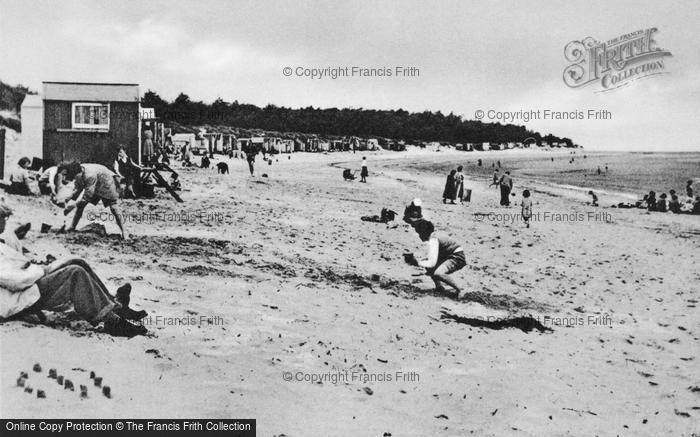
[1,0,699,150]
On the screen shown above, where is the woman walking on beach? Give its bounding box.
[498,171,513,206]
[453,166,465,203]
[360,156,368,183]
[246,146,257,176]
[443,169,456,204]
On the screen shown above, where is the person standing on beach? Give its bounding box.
[521,190,532,228]
[404,220,466,299]
[498,171,513,206]
[58,161,127,240]
[443,169,456,204]
[453,166,465,203]
[246,145,257,176]
[114,146,141,199]
[360,156,369,183]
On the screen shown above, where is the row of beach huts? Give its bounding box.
[170,130,575,156]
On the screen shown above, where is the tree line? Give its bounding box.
[142,91,576,147]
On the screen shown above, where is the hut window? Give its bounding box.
[72,103,110,130]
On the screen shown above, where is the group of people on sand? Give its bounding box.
[0,144,177,336]
[442,165,467,204]
[614,181,700,214]
[7,158,139,241]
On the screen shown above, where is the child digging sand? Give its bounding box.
[404,220,467,299]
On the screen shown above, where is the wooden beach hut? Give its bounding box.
[41,82,141,166]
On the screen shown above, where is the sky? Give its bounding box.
[1,0,699,151]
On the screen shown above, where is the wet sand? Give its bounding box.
[1,149,698,436]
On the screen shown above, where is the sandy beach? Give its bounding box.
[1,148,698,436]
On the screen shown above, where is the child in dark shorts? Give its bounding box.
[405,220,467,299]
[58,162,127,239]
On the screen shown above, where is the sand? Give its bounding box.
[1,148,698,436]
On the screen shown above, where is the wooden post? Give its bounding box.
[0,128,5,180]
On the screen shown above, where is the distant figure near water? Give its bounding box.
[588,190,598,207]
[360,157,368,183]
[490,169,500,188]
[521,190,532,228]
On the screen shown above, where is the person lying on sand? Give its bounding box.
[57,161,127,240]
[404,220,466,299]
[0,201,147,337]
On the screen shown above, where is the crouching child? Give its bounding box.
[404,220,467,299]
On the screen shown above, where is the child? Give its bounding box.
[588,190,599,206]
[669,194,681,213]
[58,161,127,240]
[404,220,466,299]
[360,157,368,183]
[521,190,532,228]
[170,173,182,191]
[9,157,34,195]
[403,198,425,226]
[656,193,668,212]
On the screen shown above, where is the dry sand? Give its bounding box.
[1,148,698,436]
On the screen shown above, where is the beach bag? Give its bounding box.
[463,189,472,202]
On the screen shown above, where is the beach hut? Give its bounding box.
[171,133,196,151]
[278,139,294,153]
[236,138,249,150]
[20,94,43,165]
[482,142,491,151]
[41,81,141,166]
[329,139,343,151]
[251,137,264,153]
[507,142,515,149]
[367,138,379,151]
